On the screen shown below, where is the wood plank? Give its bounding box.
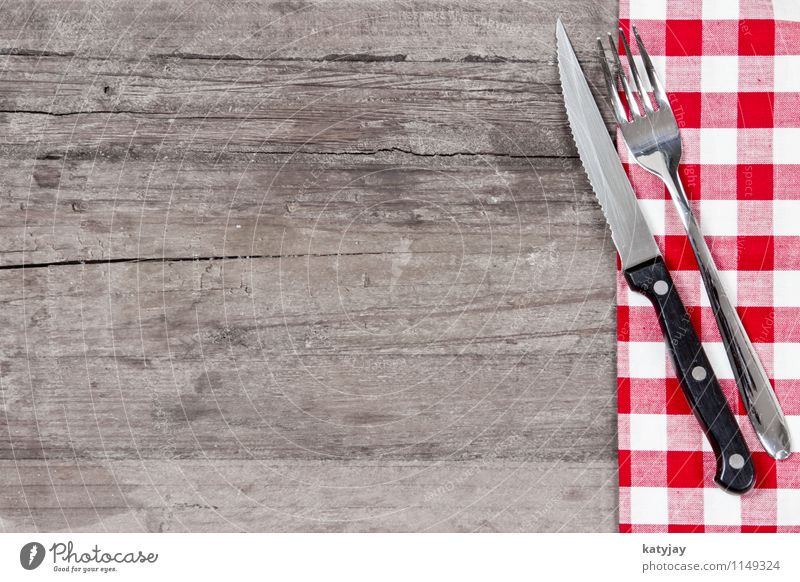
[0,153,606,265]
[0,460,617,532]
[0,250,617,460]
[0,1,616,61]
[0,58,615,158]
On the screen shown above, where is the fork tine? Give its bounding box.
[597,37,629,125]
[607,32,641,118]
[619,27,653,113]
[632,25,669,109]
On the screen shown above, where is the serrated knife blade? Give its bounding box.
[556,19,660,270]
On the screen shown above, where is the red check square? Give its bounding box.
[737,306,775,343]
[666,20,703,56]
[619,449,632,488]
[678,164,702,200]
[753,452,778,489]
[667,451,705,488]
[742,525,778,533]
[737,92,774,128]
[738,20,775,56]
[665,377,692,415]
[737,164,773,200]
[618,305,630,342]
[737,236,774,271]
[618,377,631,414]
[663,235,700,271]
[670,92,701,129]
[669,524,705,533]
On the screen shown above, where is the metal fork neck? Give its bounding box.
[664,165,695,231]
[661,169,791,459]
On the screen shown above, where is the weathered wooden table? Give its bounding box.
[0,1,620,532]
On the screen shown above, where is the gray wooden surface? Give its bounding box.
[0,0,621,532]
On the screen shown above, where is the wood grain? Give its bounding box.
[0,460,616,532]
[0,0,620,532]
[0,58,583,157]
[0,0,615,61]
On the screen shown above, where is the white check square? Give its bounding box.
[773,201,800,235]
[704,487,742,525]
[629,414,668,451]
[699,200,737,236]
[774,0,800,22]
[630,487,669,525]
[774,272,800,307]
[777,490,800,526]
[629,0,667,20]
[628,342,667,379]
[701,57,739,93]
[774,344,800,380]
[702,0,739,19]
[700,128,737,164]
[775,56,800,92]
[774,129,800,164]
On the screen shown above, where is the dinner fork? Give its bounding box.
[598,26,792,460]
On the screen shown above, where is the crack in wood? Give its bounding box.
[190,147,577,160]
[0,47,553,64]
[0,250,445,271]
[25,141,578,160]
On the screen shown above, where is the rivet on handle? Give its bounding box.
[692,366,707,381]
[729,454,745,470]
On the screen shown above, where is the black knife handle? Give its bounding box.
[624,256,755,494]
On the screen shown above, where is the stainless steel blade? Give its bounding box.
[556,18,660,270]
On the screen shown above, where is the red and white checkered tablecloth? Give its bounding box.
[617,0,800,532]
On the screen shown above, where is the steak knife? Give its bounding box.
[556,18,755,494]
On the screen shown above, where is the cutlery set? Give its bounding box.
[556,19,793,493]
